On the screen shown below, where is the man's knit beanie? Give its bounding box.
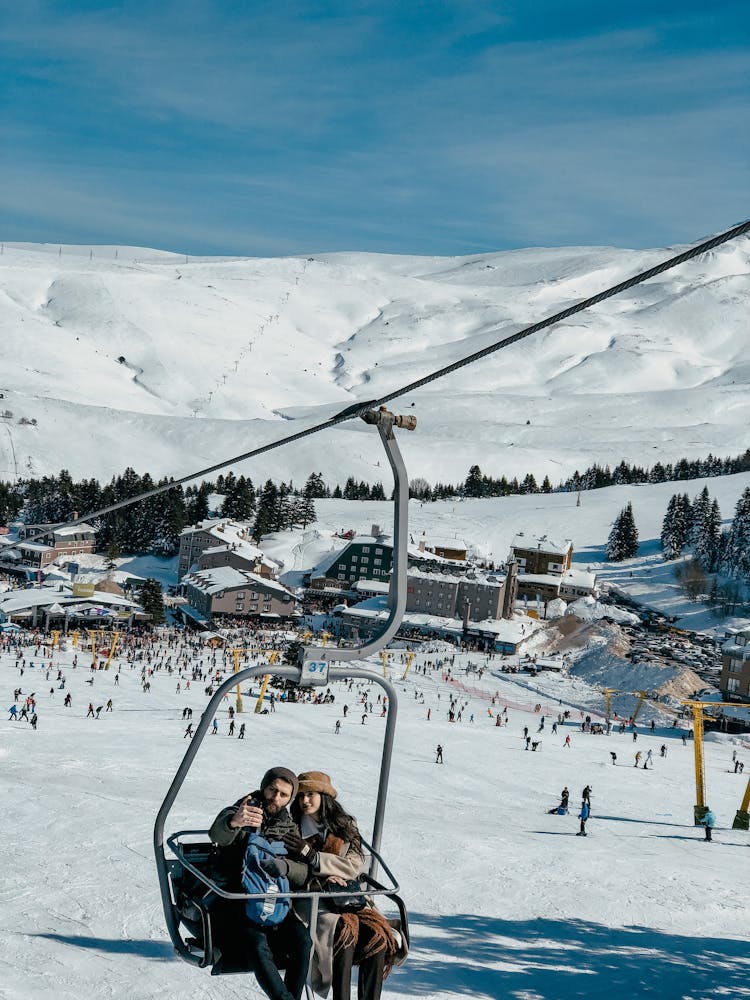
[260,766,299,799]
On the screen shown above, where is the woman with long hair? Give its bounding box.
[285,771,397,1000]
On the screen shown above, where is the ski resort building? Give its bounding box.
[720,628,750,703]
[180,566,297,622]
[178,520,279,581]
[306,529,393,591]
[0,521,97,572]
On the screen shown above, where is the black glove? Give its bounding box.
[260,857,289,878]
[282,832,317,862]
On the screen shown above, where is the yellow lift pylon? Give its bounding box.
[401,652,415,680]
[603,687,618,724]
[734,776,750,831]
[87,630,120,669]
[231,647,280,713]
[682,700,750,827]
[631,690,648,725]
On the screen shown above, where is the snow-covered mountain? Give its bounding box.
[2,238,749,486]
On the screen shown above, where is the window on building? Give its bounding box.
[236,592,245,599]
[362,546,370,553]
[338,573,346,580]
[727,677,740,693]
[361,557,369,564]
[352,555,358,562]
[730,658,743,673]
[263,604,271,612]
[374,558,381,566]
[375,547,382,555]
[338,564,346,571]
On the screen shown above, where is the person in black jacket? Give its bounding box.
[209,766,312,1000]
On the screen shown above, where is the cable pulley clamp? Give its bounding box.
[361,406,417,431]
[394,414,417,431]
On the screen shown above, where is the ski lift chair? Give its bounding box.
[154,407,414,994]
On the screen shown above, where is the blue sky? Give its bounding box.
[1,1,748,256]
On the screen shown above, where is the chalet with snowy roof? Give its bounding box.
[510,533,573,575]
[0,582,142,628]
[559,568,599,601]
[720,628,750,703]
[339,595,538,653]
[307,526,393,592]
[181,566,297,623]
[412,534,468,562]
[178,519,279,581]
[0,521,97,571]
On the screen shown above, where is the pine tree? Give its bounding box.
[253,480,278,540]
[298,478,318,529]
[137,577,165,624]
[222,475,256,520]
[149,481,186,557]
[694,497,721,572]
[185,482,211,524]
[690,487,711,544]
[723,487,750,579]
[607,502,639,561]
[661,495,683,560]
[304,472,328,498]
[464,465,484,498]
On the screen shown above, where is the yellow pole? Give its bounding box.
[381,650,388,678]
[402,652,415,680]
[72,630,79,648]
[88,630,98,668]
[603,688,617,722]
[632,690,647,724]
[232,647,244,713]
[51,630,60,649]
[253,651,279,713]
[105,631,120,670]
[690,702,707,825]
[732,775,750,830]
[255,674,271,713]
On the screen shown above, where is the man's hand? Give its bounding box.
[229,798,264,830]
[282,832,315,861]
[260,857,289,878]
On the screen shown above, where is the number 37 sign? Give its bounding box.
[300,657,329,686]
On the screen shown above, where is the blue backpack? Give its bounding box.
[241,833,290,926]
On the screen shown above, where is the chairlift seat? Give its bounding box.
[165,833,409,978]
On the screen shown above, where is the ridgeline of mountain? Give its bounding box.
[1,238,748,485]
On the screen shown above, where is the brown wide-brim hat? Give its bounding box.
[297,770,337,798]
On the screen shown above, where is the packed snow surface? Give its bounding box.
[1,632,749,1000]
[1,238,749,485]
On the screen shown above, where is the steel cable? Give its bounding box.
[6,217,750,551]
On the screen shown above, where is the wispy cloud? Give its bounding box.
[1,2,748,254]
